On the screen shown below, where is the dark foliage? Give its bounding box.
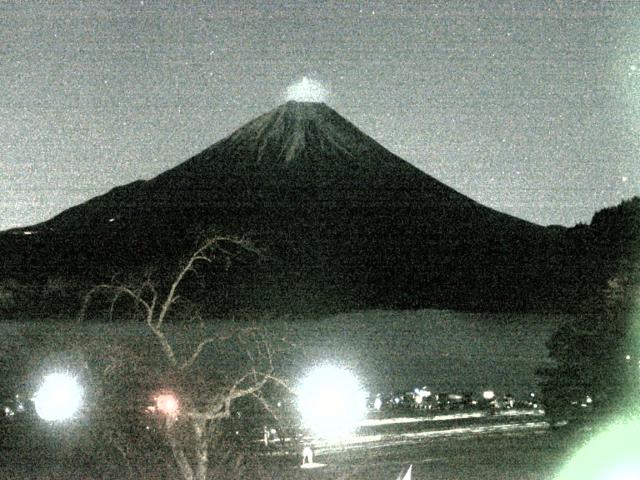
[538,198,640,422]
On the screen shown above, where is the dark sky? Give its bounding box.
[1,1,638,230]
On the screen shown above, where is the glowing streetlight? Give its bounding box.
[33,372,83,422]
[297,364,367,440]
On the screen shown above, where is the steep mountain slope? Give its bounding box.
[1,101,562,314]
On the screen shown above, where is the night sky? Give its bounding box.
[1,1,638,231]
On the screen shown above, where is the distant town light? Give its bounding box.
[482,390,495,401]
[414,389,431,405]
[33,372,83,422]
[373,397,383,410]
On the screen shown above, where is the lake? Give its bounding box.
[0,309,567,401]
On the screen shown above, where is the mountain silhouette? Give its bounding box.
[1,101,568,315]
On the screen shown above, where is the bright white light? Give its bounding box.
[285,76,328,102]
[297,364,367,439]
[483,390,495,400]
[33,372,83,422]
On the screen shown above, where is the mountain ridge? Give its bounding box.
[12,101,539,235]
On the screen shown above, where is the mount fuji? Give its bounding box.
[1,101,565,314]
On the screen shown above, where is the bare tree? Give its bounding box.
[80,236,288,480]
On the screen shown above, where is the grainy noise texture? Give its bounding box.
[1,1,638,230]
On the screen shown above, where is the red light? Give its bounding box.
[155,393,179,416]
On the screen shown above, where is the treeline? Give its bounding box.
[561,196,639,312]
[0,196,638,319]
[0,276,86,319]
[538,197,639,420]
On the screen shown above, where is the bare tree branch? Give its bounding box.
[250,391,279,422]
[78,283,153,323]
[166,418,195,480]
[180,337,217,371]
[156,236,249,330]
[78,235,284,480]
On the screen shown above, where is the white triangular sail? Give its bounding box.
[396,464,412,480]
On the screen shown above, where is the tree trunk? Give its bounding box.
[167,419,194,480]
[193,418,210,480]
